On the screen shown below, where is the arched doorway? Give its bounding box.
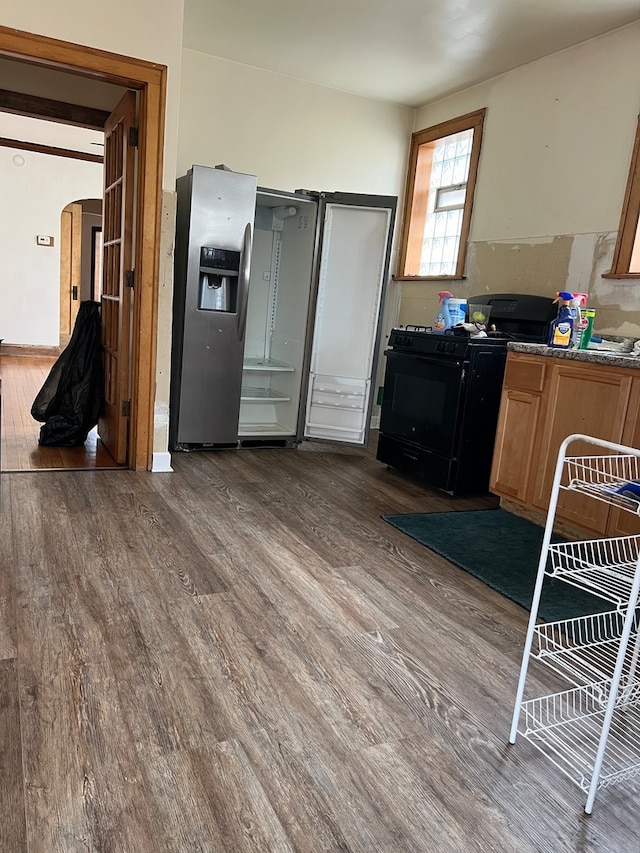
[59,198,102,348]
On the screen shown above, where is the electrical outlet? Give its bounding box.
[36,235,54,246]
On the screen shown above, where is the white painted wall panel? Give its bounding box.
[0,145,102,346]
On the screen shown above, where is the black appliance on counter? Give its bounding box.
[376,293,557,496]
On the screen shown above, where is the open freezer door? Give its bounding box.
[303,195,395,445]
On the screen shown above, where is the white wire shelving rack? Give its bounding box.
[509,433,640,814]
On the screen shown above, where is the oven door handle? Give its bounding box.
[385,351,463,369]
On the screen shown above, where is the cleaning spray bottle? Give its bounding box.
[548,291,574,349]
[572,293,596,350]
[433,291,453,333]
[569,292,588,348]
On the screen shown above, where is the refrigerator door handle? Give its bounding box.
[236,222,252,341]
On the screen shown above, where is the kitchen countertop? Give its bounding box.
[507,340,640,369]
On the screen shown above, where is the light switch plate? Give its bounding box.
[36,235,54,246]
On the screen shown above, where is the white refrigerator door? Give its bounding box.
[304,202,392,444]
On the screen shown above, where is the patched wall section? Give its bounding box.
[398,232,640,338]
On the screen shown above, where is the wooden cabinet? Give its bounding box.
[490,350,640,537]
[490,357,545,502]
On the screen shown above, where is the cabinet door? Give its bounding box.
[490,353,546,503]
[532,363,633,534]
[490,389,541,502]
[607,376,640,537]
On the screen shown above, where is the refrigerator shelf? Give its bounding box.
[241,386,291,402]
[238,422,294,436]
[243,356,295,372]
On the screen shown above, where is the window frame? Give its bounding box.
[605,114,640,279]
[397,108,486,281]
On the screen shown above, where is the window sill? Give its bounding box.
[393,275,467,282]
[601,272,640,280]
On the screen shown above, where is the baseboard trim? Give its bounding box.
[0,343,61,357]
[151,451,173,473]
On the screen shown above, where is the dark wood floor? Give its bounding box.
[1,438,639,851]
[0,354,120,471]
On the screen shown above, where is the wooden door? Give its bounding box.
[98,90,137,465]
[490,353,547,504]
[59,202,83,347]
[532,363,633,534]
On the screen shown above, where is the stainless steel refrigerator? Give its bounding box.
[170,164,396,451]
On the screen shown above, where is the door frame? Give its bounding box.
[0,25,167,470]
[59,201,83,348]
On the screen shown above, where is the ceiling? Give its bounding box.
[2,0,639,151]
[0,57,124,152]
[183,0,640,107]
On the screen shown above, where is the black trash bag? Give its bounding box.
[31,300,104,446]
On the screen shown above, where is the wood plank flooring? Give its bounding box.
[0,354,120,471]
[1,440,639,851]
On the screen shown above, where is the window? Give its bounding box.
[398,109,486,280]
[607,115,640,278]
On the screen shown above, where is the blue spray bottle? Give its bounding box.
[433,291,453,333]
[548,291,574,349]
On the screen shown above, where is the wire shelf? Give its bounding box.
[546,535,640,607]
[520,681,640,792]
[510,437,640,812]
[564,454,640,515]
[533,610,640,687]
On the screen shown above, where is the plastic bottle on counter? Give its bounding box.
[448,297,467,328]
[574,295,596,350]
[569,293,589,347]
[433,291,453,332]
[548,291,574,349]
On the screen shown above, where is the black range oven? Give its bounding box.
[376,293,557,496]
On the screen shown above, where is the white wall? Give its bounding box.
[177,50,413,198]
[0,145,102,345]
[400,22,640,335]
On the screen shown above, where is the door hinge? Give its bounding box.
[121,399,131,418]
[129,126,139,148]
[125,269,135,288]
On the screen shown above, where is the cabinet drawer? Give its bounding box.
[503,356,546,392]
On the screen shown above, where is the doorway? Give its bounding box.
[60,198,103,349]
[0,25,167,471]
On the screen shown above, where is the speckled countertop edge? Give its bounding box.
[507,341,640,369]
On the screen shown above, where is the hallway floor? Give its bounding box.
[0,353,120,471]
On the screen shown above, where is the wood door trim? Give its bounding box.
[0,25,167,470]
[0,87,110,128]
[0,136,103,162]
[59,208,72,341]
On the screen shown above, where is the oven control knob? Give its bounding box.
[447,342,457,353]
[436,341,446,352]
